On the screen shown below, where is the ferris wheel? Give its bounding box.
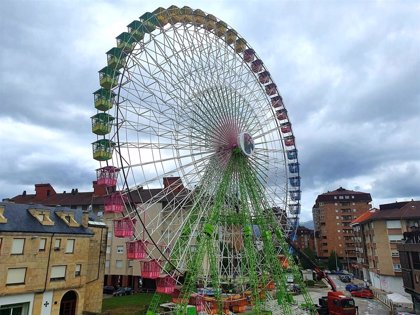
[91,6,310,315]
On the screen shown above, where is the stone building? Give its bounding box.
[312,187,372,269]
[7,180,180,292]
[0,202,107,315]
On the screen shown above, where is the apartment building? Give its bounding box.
[352,201,420,295]
[0,202,107,315]
[312,187,372,268]
[350,209,376,281]
[293,226,315,252]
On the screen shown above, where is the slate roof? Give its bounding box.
[0,202,95,235]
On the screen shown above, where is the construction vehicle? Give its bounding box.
[286,239,359,315]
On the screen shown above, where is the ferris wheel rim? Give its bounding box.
[91,5,303,303]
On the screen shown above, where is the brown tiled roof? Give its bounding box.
[355,201,420,224]
[9,186,189,207]
[10,192,103,206]
[315,187,372,204]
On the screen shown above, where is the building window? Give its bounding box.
[105,260,110,268]
[107,232,112,238]
[117,246,124,254]
[11,238,25,255]
[0,303,30,315]
[75,264,81,277]
[65,239,75,253]
[6,268,27,285]
[116,260,123,268]
[393,264,401,271]
[54,239,61,250]
[50,265,66,281]
[388,235,403,243]
[106,246,111,254]
[386,220,402,229]
[39,238,47,251]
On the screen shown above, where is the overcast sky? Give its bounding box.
[1,0,419,222]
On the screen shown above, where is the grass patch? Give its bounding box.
[102,293,172,315]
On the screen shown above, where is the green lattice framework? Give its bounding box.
[147,152,314,315]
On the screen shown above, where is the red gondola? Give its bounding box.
[280,122,291,133]
[284,136,295,146]
[126,240,148,260]
[96,166,119,186]
[251,59,263,73]
[113,217,135,238]
[271,95,283,108]
[156,276,176,294]
[243,48,255,63]
[265,83,277,96]
[276,109,288,121]
[104,192,127,213]
[141,259,161,279]
[258,71,270,84]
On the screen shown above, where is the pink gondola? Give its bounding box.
[104,192,127,213]
[113,217,135,238]
[276,109,288,121]
[265,83,277,96]
[280,122,291,133]
[258,71,270,84]
[251,59,263,73]
[271,95,283,108]
[243,48,255,63]
[284,136,295,147]
[141,259,161,279]
[96,166,119,186]
[126,240,148,260]
[156,276,176,294]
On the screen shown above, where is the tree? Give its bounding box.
[328,250,342,271]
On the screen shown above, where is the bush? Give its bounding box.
[304,280,315,287]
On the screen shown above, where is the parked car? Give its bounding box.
[339,275,352,283]
[113,287,133,296]
[351,288,374,299]
[103,285,115,294]
[286,284,301,295]
[345,284,361,292]
[286,274,294,283]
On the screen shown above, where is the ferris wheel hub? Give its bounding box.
[238,132,255,156]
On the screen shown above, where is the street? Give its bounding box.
[302,275,391,315]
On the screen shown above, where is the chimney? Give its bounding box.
[34,184,56,201]
[163,177,184,194]
[82,210,89,228]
